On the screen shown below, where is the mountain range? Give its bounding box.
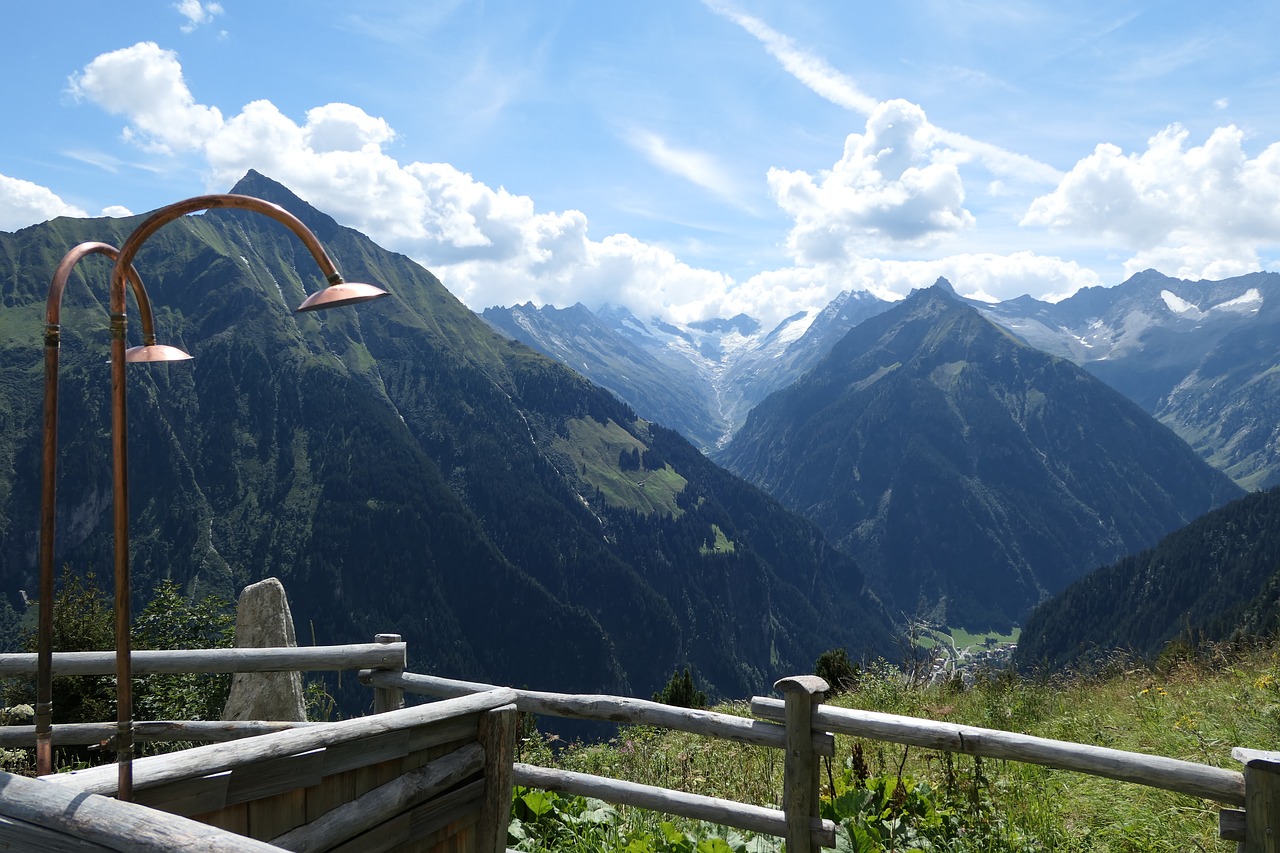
[0,171,893,707]
[484,272,1280,491]
[717,286,1242,630]
[482,290,890,452]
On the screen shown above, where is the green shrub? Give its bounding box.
[654,668,707,709]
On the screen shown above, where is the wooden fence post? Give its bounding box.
[1234,748,1280,853]
[478,703,518,853]
[776,675,829,853]
[372,633,404,714]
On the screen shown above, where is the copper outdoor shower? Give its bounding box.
[36,193,388,800]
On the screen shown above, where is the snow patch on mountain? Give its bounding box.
[1214,288,1262,314]
[1161,290,1203,318]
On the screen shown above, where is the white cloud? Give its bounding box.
[701,0,878,114]
[703,0,1061,186]
[727,252,1098,327]
[61,41,1101,330]
[101,205,133,218]
[303,103,396,153]
[174,0,224,34]
[626,130,745,208]
[67,43,734,323]
[769,100,976,262]
[1023,124,1280,279]
[0,174,87,232]
[67,42,223,155]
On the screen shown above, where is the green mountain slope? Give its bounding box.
[1016,485,1280,670]
[0,171,891,707]
[718,283,1242,631]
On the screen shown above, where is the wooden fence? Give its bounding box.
[361,666,1277,852]
[2,638,1278,851]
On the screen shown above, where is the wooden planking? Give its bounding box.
[328,812,412,853]
[44,688,517,795]
[226,747,326,806]
[270,743,484,853]
[0,770,285,852]
[0,815,115,853]
[195,801,249,836]
[412,778,486,845]
[411,714,479,753]
[304,768,357,824]
[0,642,407,677]
[247,786,308,842]
[324,779,484,853]
[754,697,1247,806]
[133,770,231,817]
[354,753,411,802]
[321,729,411,776]
[408,814,479,853]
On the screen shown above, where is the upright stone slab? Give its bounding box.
[221,578,307,722]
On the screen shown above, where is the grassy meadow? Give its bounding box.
[510,640,1280,852]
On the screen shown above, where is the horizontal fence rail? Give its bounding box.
[0,642,406,677]
[0,770,286,853]
[514,763,837,847]
[361,669,835,756]
[752,696,1246,806]
[0,720,314,748]
[41,689,518,797]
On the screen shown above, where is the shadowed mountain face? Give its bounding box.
[1016,486,1280,671]
[0,171,892,707]
[718,284,1243,631]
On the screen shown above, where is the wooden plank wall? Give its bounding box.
[126,708,508,853]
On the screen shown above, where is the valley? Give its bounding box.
[4,171,1277,718]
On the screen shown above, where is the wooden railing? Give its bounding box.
[3,637,1276,851]
[0,640,406,747]
[360,669,837,852]
[363,667,1277,853]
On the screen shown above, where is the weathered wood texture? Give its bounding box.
[362,669,834,756]
[0,719,313,747]
[326,780,483,853]
[754,697,1246,806]
[42,689,514,796]
[171,699,494,849]
[373,633,407,714]
[477,705,517,853]
[13,691,510,852]
[1220,808,1246,843]
[513,763,836,847]
[270,743,483,852]
[776,676,827,853]
[0,642,406,677]
[1235,748,1280,853]
[0,770,285,852]
[0,814,116,853]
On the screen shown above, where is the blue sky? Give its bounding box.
[2,0,1279,328]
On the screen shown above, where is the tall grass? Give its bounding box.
[512,640,1280,852]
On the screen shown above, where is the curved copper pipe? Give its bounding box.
[104,193,386,800]
[36,243,181,778]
